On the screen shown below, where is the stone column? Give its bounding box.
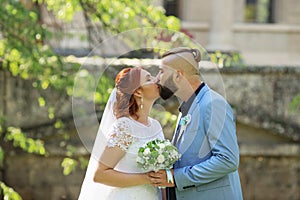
[207,0,235,52]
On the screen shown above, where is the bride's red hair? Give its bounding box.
[114,67,141,119]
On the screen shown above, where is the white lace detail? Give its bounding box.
[107,119,133,151]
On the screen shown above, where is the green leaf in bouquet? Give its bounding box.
[151,150,159,158]
[146,142,152,148]
[149,158,155,164]
[151,139,159,145]
[166,145,174,151]
[163,152,169,158]
[138,147,145,153]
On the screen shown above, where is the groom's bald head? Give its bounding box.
[161,47,201,76]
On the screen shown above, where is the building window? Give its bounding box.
[245,0,274,23]
[163,0,179,17]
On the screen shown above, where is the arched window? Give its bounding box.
[245,0,274,23]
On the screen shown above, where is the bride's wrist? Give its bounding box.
[144,173,151,184]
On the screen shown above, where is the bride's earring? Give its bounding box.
[140,97,143,110]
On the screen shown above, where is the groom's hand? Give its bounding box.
[148,169,175,187]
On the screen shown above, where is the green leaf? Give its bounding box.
[78,156,89,170]
[0,181,23,200]
[38,97,46,107]
[290,94,300,113]
[61,158,78,175]
[5,127,46,156]
[0,146,4,167]
[151,151,159,158]
[54,120,64,129]
[48,107,55,119]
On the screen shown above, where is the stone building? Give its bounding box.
[50,0,300,66]
[155,0,300,66]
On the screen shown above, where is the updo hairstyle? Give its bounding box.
[113,67,141,119]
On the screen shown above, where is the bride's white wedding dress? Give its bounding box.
[79,116,164,200]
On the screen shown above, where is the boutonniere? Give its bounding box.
[179,114,191,132]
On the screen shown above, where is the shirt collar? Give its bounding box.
[179,82,205,116]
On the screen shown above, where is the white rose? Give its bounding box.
[157,154,165,164]
[172,150,177,156]
[143,148,150,155]
[158,143,165,149]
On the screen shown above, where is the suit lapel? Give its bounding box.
[174,85,210,147]
[172,113,182,145]
[175,109,194,147]
[174,123,185,146]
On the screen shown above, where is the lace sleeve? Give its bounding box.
[107,118,133,151]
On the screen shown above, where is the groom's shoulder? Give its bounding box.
[195,87,229,113]
[200,86,227,103]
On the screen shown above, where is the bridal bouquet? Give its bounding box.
[136,139,181,172]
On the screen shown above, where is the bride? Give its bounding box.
[78,67,165,199]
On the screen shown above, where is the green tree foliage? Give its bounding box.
[0,182,22,200]
[0,0,76,91]
[43,0,180,32]
[5,127,46,155]
[209,50,244,68]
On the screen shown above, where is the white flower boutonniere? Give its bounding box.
[179,114,191,132]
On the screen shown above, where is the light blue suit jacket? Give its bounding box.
[173,84,243,200]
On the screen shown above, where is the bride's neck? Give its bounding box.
[132,101,153,125]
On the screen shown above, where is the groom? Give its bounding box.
[149,47,243,199]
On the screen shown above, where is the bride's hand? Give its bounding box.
[147,170,175,187]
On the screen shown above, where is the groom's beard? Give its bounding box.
[158,76,178,100]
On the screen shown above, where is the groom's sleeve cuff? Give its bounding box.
[174,167,196,191]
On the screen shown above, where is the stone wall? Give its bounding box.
[0,70,72,129]
[239,155,300,200]
[1,65,300,199]
[5,153,86,200]
[5,124,300,200]
[204,66,300,141]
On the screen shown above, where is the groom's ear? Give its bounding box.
[175,70,184,81]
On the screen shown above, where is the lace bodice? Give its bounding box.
[107,119,134,151]
[106,117,164,173]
